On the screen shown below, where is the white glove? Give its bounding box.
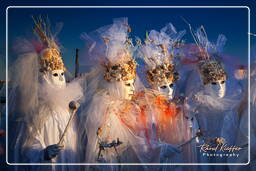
[44,144,63,160]
[69,101,80,110]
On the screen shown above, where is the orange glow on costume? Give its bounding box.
[153,95,183,144]
[155,96,177,127]
[116,100,152,147]
[134,90,188,145]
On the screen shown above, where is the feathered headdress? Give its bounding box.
[33,16,66,72]
[188,24,227,85]
[137,23,185,86]
[82,18,136,82]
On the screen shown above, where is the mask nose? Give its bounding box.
[167,86,174,98]
[130,83,135,94]
[220,83,226,97]
[167,86,171,94]
[216,83,221,91]
[59,75,64,81]
[213,82,225,98]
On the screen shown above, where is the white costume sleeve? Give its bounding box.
[23,125,46,163]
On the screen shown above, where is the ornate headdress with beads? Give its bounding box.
[146,62,179,86]
[198,58,227,85]
[137,23,185,86]
[33,17,66,72]
[190,26,227,85]
[82,18,136,82]
[102,18,136,82]
[103,59,136,82]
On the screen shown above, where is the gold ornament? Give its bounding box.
[198,59,227,85]
[33,16,66,72]
[146,63,179,87]
[39,48,66,72]
[103,59,136,82]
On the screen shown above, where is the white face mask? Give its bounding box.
[157,82,175,100]
[123,79,135,100]
[45,70,66,88]
[208,80,226,98]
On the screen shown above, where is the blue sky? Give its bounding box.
[6,7,249,76]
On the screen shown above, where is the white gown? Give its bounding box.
[11,80,83,171]
[8,21,83,170]
[80,89,186,171]
[186,84,241,169]
[227,104,250,171]
[227,65,255,170]
[80,91,148,171]
[20,106,80,171]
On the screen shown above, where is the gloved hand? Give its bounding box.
[44,144,63,160]
[69,101,80,110]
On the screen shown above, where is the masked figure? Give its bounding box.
[184,27,242,170]
[135,24,198,170]
[8,17,83,171]
[77,18,146,171]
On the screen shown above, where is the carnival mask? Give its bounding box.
[157,81,175,100]
[45,69,66,88]
[207,79,226,98]
[123,79,135,100]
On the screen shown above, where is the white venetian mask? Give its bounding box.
[157,82,175,100]
[207,80,226,98]
[123,79,135,100]
[44,69,66,88]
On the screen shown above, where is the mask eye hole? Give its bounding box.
[211,82,217,85]
[221,80,225,84]
[53,73,58,77]
[61,72,64,76]
[160,85,167,89]
[169,83,174,88]
[125,83,131,87]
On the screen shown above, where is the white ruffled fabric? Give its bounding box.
[80,17,134,66]
[13,80,83,171]
[80,88,186,171]
[136,23,185,69]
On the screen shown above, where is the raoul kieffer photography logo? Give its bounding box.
[197,137,242,158]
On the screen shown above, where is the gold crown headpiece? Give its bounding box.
[146,63,179,87]
[33,17,66,72]
[144,35,178,86]
[102,23,135,82]
[184,23,227,85]
[103,59,136,82]
[198,59,227,85]
[39,48,66,72]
